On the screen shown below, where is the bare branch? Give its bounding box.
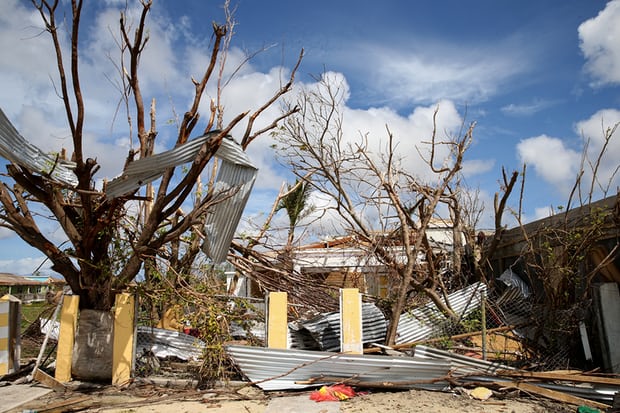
[241,48,304,149]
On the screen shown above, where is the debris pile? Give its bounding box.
[223,280,620,411]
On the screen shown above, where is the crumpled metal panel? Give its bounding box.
[225,344,451,391]
[396,282,487,344]
[414,345,617,404]
[41,321,207,361]
[526,381,617,405]
[413,344,515,375]
[289,302,387,351]
[105,132,246,198]
[105,133,257,263]
[0,108,77,186]
[136,326,205,361]
[201,158,257,263]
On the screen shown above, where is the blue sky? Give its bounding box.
[0,0,619,275]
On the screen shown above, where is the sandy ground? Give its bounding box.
[10,382,579,413]
[340,388,574,413]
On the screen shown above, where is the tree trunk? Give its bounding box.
[71,309,113,381]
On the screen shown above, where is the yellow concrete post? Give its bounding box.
[112,293,136,386]
[340,288,363,354]
[55,295,79,382]
[267,292,288,349]
[0,300,8,375]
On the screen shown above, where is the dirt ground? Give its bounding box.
[340,388,575,413]
[11,380,580,413]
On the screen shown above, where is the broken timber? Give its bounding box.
[496,369,620,386]
[494,380,610,410]
[33,368,67,393]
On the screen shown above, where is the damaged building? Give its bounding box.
[488,194,620,373]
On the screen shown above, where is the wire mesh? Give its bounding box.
[415,286,590,371]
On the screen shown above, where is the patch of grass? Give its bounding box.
[19,302,58,361]
[20,302,56,333]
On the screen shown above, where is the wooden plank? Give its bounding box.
[33,368,67,392]
[298,375,449,389]
[494,380,610,410]
[496,369,620,386]
[36,394,92,412]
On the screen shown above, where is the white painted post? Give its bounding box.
[0,294,21,375]
[0,300,8,375]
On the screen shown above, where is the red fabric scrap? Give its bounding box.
[310,384,357,402]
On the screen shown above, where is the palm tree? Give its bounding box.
[276,179,314,250]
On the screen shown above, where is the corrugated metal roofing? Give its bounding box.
[202,158,257,263]
[396,282,486,344]
[0,273,63,286]
[136,326,206,361]
[0,108,77,186]
[40,322,206,361]
[40,317,60,340]
[105,132,253,199]
[105,133,257,263]
[225,344,451,391]
[528,381,617,405]
[413,344,516,375]
[289,302,387,351]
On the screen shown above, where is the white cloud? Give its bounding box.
[500,99,558,116]
[461,159,496,177]
[534,206,555,220]
[0,256,51,276]
[575,108,620,151]
[514,110,620,221]
[0,0,63,119]
[516,135,581,193]
[0,228,15,240]
[578,0,620,85]
[340,98,464,180]
[346,37,532,106]
[263,73,492,237]
[574,108,620,194]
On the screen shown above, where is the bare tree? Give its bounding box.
[0,0,301,310]
[264,74,482,345]
[475,167,520,285]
